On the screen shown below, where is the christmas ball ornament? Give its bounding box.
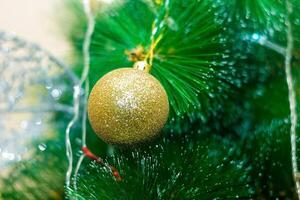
[87,62,169,145]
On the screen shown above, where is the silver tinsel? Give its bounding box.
[0,30,77,169]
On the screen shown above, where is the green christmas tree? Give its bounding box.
[1,0,300,199]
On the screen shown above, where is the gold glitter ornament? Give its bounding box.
[87,65,169,145]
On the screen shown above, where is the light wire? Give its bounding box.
[285,1,300,199]
[65,0,95,189]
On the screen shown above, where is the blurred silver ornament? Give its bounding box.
[0,30,78,169]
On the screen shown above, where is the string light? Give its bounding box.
[285,1,300,199]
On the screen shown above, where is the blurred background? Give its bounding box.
[0,0,69,59]
[0,1,75,198]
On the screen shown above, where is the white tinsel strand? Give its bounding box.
[284,1,300,199]
[65,0,95,188]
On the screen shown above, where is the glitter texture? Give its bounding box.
[87,68,169,145]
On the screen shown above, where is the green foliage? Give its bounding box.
[245,120,296,198]
[223,0,300,51]
[67,0,269,134]
[224,0,285,34]
[63,0,300,199]
[4,0,300,199]
[67,135,253,200]
[239,59,300,198]
[0,136,66,200]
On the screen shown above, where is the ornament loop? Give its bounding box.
[133,61,151,73]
